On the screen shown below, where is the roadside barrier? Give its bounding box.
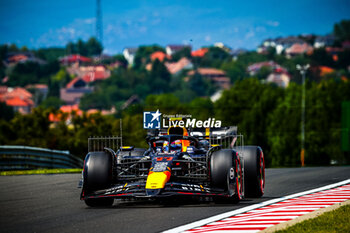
[0,145,83,170]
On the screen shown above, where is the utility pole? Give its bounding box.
[296,64,309,167]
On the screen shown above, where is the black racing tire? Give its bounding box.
[211,149,243,203]
[83,151,114,207]
[242,146,265,198]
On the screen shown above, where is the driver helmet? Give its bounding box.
[170,139,182,151]
[163,141,169,152]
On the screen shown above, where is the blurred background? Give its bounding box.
[0,0,350,168]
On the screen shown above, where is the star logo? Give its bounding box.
[150,109,161,122]
[143,110,162,129]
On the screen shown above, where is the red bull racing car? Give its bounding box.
[80,126,265,207]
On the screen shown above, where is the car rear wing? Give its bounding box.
[189,126,238,137]
[88,136,123,153]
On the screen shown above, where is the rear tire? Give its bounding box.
[242,146,265,197]
[211,149,243,203]
[83,151,114,207]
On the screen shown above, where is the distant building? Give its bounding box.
[318,66,335,76]
[60,78,93,105]
[121,95,140,110]
[67,65,111,83]
[191,48,208,57]
[230,48,247,60]
[25,84,49,105]
[166,45,191,56]
[187,68,231,89]
[214,42,232,53]
[342,41,350,49]
[49,104,83,123]
[150,51,171,62]
[5,52,46,66]
[165,57,193,75]
[247,61,287,76]
[0,87,34,114]
[258,36,305,55]
[266,70,291,88]
[59,54,92,65]
[285,43,313,57]
[314,35,336,48]
[123,47,138,66]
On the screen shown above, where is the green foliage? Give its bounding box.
[86,37,103,56]
[0,102,14,121]
[148,59,171,93]
[188,71,214,96]
[171,47,192,61]
[145,93,182,114]
[7,61,60,87]
[216,78,350,167]
[334,20,350,42]
[133,45,165,69]
[48,68,71,97]
[187,98,214,120]
[65,37,103,56]
[309,48,334,67]
[35,47,66,62]
[221,60,247,82]
[79,59,172,110]
[256,66,272,80]
[275,204,350,233]
[40,97,64,110]
[200,47,231,68]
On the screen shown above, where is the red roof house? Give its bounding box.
[59,54,92,64]
[187,68,231,89]
[191,48,208,57]
[150,51,171,62]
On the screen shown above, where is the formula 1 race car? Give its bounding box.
[80,126,265,207]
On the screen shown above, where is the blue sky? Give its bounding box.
[0,0,349,54]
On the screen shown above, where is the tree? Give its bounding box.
[77,39,87,56]
[171,47,192,61]
[0,102,14,121]
[66,42,77,54]
[35,47,66,62]
[188,98,214,120]
[86,37,103,56]
[48,68,71,97]
[40,97,64,110]
[267,83,301,166]
[188,72,212,96]
[309,48,334,67]
[145,94,183,114]
[147,59,171,94]
[221,61,247,83]
[200,47,231,68]
[334,20,350,42]
[133,45,165,69]
[256,66,272,80]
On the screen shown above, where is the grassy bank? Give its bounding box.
[274,204,350,233]
[0,168,82,175]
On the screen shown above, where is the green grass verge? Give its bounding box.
[275,204,350,233]
[0,168,82,175]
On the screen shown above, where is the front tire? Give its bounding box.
[211,149,243,203]
[83,151,114,207]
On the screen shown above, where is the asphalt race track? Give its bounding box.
[1,166,349,233]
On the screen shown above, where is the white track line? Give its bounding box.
[162,178,350,233]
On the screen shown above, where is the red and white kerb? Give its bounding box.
[163,179,350,233]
